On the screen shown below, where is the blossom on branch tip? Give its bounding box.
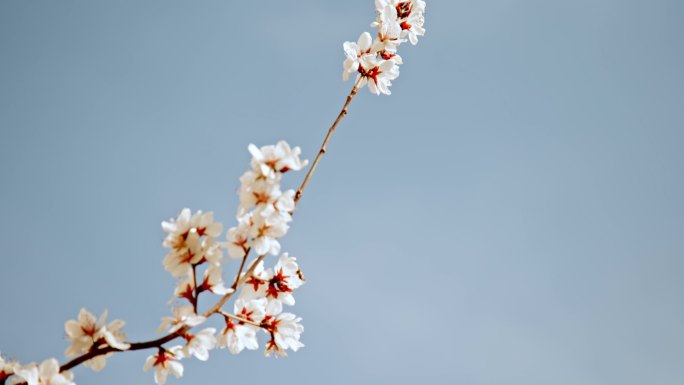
[374,0,426,45]
[143,347,184,385]
[14,359,75,385]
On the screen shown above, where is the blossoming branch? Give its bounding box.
[0,1,426,384]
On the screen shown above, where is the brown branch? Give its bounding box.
[191,264,199,313]
[295,78,361,203]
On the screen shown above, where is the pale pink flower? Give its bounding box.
[64,309,129,372]
[198,265,233,295]
[143,347,184,385]
[216,299,266,354]
[225,215,251,259]
[162,209,224,277]
[182,328,216,361]
[248,141,308,178]
[263,300,304,357]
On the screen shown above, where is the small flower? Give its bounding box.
[343,32,374,81]
[247,207,289,256]
[216,299,266,355]
[374,0,426,46]
[248,141,308,178]
[371,5,403,50]
[263,300,304,358]
[198,265,233,295]
[225,215,251,259]
[14,359,75,385]
[143,347,184,385]
[234,298,267,325]
[162,209,224,277]
[241,254,304,306]
[238,173,282,215]
[64,309,129,372]
[216,319,258,355]
[342,32,401,95]
[158,305,206,334]
[182,328,216,361]
[358,54,400,95]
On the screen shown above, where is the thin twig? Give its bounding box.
[191,264,199,313]
[295,78,361,203]
[218,310,263,329]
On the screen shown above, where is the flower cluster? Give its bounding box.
[142,142,308,384]
[227,141,308,258]
[343,0,426,95]
[217,253,305,357]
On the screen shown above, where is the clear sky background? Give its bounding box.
[1,1,683,384]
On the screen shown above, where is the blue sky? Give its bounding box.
[1,1,683,384]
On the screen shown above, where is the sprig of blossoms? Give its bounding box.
[343,0,426,95]
[1,1,427,382]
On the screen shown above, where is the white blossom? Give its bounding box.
[217,321,258,355]
[238,173,282,215]
[263,300,304,357]
[158,305,206,334]
[247,207,289,256]
[374,0,426,46]
[225,215,251,259]
[343,32,374,81]
[371,4,404,50]
[199,265,233,295]
[359,54,400,95]
[182,328,216,361]
[143,347,184,385]
[248,141,308,178]
[162,209,224,277]
[342,32,401,95]
[240,254,304,306]
[64,309,129,372]
[14,359,75,385]
[216,299,266,354]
